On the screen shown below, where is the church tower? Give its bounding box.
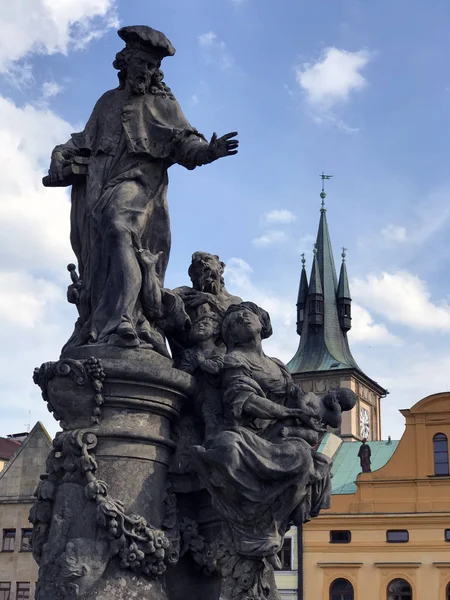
[287,178,387,441]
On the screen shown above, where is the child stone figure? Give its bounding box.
[179,312,225,439]
[281,387,356,445]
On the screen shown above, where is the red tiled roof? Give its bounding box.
[0,437,21,460]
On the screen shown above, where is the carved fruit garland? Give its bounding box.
[31,358,177,578]
[79,430,176,576]
[178,517,271,600]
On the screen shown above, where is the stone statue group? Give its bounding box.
[33,25,356,600]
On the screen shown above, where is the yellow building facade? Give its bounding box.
[275,392,450,600]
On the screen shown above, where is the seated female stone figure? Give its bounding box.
[191,302,356,569]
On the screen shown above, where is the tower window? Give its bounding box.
[20,529,32,552]
[386,530,409,543]
[433,433,449,476]
[330,530,351,544]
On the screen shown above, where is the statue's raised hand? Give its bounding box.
[207,132,239,161]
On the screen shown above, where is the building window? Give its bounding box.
[20,529,32,552]
[447,582,450,600]
[329,578,354,600]
[434,433,449,476]
[445,529,450,542]
[0,583,11,600]
[1,530,15,552]
[387,578,412,599]
[278,537,293,570]
[386,530,409,543]
[330,530,351,544]
[20,529,33,552]
[16,583,30,600]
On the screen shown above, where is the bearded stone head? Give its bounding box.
[188,252,225,295]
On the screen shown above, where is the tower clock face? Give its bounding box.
[360,407,370,439]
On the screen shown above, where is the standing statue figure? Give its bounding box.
[358,438,372,473]
[45,26,239,352]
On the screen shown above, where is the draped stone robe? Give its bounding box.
[192,352,332,559]
[64,86,209,350]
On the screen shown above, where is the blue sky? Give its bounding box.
[1,0,450,441]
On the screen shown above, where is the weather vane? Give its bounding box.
[320,172,333,192]
[319,172,333,209]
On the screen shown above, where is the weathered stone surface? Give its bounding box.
[32,346,193,599]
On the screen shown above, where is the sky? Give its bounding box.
[1,0,450,441]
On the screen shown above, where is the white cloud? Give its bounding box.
[0,95,76,438]
[350,303,401,346]
[0,96,74,272]
[381,224,408,242]
[252,230,288,248]
[0,0,118,72]
[42,81,64,100]
[296,47,371,110]
[198,32,217,47]
[263,209,297,224]
[3,61,34,88]
[351,271,450,331]
[198,31,232,70]
[0,271,62,329]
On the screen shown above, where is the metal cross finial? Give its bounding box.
[341,246,347,261]
[301,252,306,268]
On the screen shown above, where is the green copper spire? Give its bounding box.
[296,254,309,335]
[337,247,351,300]
[288,178,360,373]
[337,247,352,332]
[308,245,323,295]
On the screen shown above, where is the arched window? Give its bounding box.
[330,578,354,600]
[387,578,412,600]
[446,582,450,600]
[434,433,449,476]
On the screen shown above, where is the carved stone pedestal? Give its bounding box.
[32,346,194,600]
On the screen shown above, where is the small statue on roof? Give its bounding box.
[358,437,372,473]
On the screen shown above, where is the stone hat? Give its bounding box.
[118,25,176,59]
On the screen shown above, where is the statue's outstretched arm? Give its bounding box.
[174,130,239,170]
[242,393,307,421]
